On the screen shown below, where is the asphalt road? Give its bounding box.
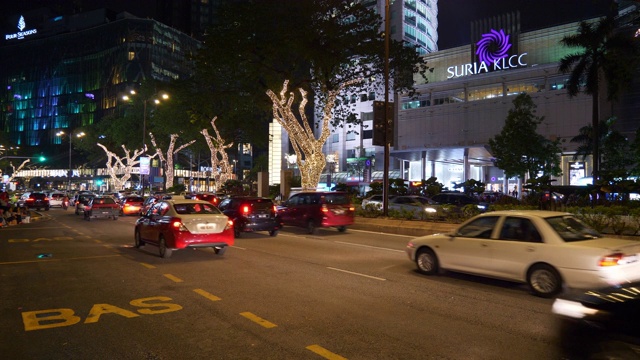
[0,208,565,359]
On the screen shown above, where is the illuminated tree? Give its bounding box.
[7,159,30,183]
[267,80,358,190]
[201,117,234,188]
[148,133,196,189]
[97,143,155,190]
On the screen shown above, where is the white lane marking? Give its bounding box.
[327,267,386,281]
[232,246,246,250]
[334,241,404,253]
[347,228,414,237]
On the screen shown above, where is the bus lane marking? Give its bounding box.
[193,289,221,301]
[21,296,183,331]
[239,312,277,328]
[306,344,348,360]
[163,274,184,283]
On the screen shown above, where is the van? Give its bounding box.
[277,191,355,234]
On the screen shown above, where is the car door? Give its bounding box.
[278,195,300,225]
[438,215,499,274]
[486,216,544,281]
[139,203,160,243]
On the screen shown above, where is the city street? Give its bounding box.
[0,209,564,359]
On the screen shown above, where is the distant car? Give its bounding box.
[191,193,220,206]
[388,195,440,219]
[406,210,640,297]
[134,199,234,258]
[75,194,95,215]
[361,194,389,210]
[552,281,640,359]
[48,192,66,208]
[218,196,282,237]
[277,191,355,234]
[430,192,486,212]
[120,195,145,216]
[24,193,50,211]
[83,196,119,221]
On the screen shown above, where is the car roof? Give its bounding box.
[477,210,572,218]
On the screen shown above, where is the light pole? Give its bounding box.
[57,131,85,191]
[122,90,169,194]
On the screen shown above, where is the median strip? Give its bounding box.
[239,312,277,328]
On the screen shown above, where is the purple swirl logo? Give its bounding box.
[476,29,512,64]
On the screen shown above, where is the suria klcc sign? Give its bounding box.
[447,29,527,79]
[5,16,38,40]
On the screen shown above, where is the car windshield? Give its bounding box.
[545,215,602,242]
[173,202,221,215]
[322,194,350,205]
[127,197,144,203]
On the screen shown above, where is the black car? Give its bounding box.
[552,281,640,359]
[25,192,50,211]
[217,196,281,237]
[430,192,487,212]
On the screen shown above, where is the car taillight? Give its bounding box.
[349,206,355,211]
[26,198,34,202]
[213,198,218,204]
[321,205,329,212]
[598,253,638,266]
[242,205,250,214]
[171,218,189,232]
[85,206,92,211]
[272,205,277,213]
[225,220,233,231]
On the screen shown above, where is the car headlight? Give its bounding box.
[424,207,437,213]
[551,298,599,319]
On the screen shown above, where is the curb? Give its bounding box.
[352,217,456,237]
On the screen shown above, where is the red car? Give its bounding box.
[134,199,234,258]
[277,191,355,234]
[120,195,144,216]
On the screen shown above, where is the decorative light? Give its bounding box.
[201,116,234,187]
[97,143,157,190]
[149,133,195,189]
[266,79,360,190]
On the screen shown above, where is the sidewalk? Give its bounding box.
[0,209,46,228]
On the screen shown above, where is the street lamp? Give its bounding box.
[122,90,169,194]
[57,130,85,191]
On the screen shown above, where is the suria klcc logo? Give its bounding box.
[5,16,38,40]
[447,28,528,79]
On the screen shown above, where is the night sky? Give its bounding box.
[437,0,615,49]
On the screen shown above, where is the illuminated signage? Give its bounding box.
[447,29,527,79]
[5,16,38,40]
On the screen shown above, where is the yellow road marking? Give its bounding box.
[94,239,103,243]
[140,262,155,269]
[239,312,277,328]
[193,289,221,301]
[163,274,183,282]
[306,345,348,360]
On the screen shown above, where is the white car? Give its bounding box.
[406,210,640,297]
[47,192,66,208]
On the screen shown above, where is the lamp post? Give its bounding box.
[56,131,85,191]
[122,90,169,194]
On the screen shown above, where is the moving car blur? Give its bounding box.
[406,210,640,297]
[277,191,355,234]
[83,196,119,221]
[217,196,281,237]
[119,195,145,216]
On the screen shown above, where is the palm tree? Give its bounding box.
[559,16,639,183]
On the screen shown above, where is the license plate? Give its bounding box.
[258,214,268,218]
[333,209,345,215]
[198,223,216,230]
[102,211,110,214]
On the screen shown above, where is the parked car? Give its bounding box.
[120,195,145,216]
[430,192,487,212]
[47,192,66,208]
[388,195,441,219]
[361,194,390,210]
[134,199,234,258]
[406,210,640,297]
[190,193,220,206]
[74,194,95,215]
[25,192,50,211]
[552,281,640,359]
[83,196,119,221]
[277,191,355,234]
[218,196,281,237]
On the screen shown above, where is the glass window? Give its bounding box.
[500,217,542,242]
[456,216,499,239]
[346,132,356,141]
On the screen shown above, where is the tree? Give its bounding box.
[488,93,563,181]
[190,0,431,146]
[148,133,196,190]
[559,16,639,182]
[267,80,356,189]
[201,117,234,188]
[97,143,154,191]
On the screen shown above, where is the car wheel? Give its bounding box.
[75,209,79,215]
[307,220,317,234]
[119,210,123,216]
[269,230,278,237]
[214,246,227,255]
[527,264,562,298]
[416,248,439,275]
[337,226,347,232]
[113,216,118,220]
[159,237,172,259]
[234,226,241,238]
[134,230,144,248]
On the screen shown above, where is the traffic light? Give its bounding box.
[372,101,394,146]
[38,155,46,162]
